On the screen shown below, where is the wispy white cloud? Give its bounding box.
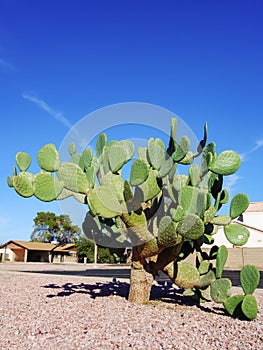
[22,93,88,148]
[223,174,241,195]
[239,138,263,161]
[22,93,73,129]
[0,57,15,71]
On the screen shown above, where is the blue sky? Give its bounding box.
[1,0,263,243]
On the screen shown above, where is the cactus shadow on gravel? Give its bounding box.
[42,280,227,316]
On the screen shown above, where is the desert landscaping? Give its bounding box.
[0,263,262,350]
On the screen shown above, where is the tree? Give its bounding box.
[8,118,260,320]
[31,212,81,244]
[76,237,124,263]
[75,237,95,262]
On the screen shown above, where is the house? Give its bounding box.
[200,201,263,270]
[209,201,263,248]
[0,240,78,263]
[50,243,77,263]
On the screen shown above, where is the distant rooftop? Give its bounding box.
[246,202,263,212]
[4,240,56,251]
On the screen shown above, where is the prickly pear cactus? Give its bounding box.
[7,117,259,318]
[223,265,260,320]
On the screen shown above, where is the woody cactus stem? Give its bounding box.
[8,117,258,317]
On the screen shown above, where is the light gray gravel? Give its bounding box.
[0,264,262,350]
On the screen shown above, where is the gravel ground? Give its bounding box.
[0,264,262,350]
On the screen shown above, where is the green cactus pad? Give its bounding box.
[147,138,165,170]
[70,153,82,165]
[230,193,250,219]
[13,172,34,198]
[157,216,178,247]
[38,144,60,172]
[179,186,206,216]
[209,150,241,176]
[224,223,250,246]
[56,188,73,200]
[91,156,100,172]
[241,295,258,320]
[87,186,122,218]
[179,151,194,165]
[223,295,244,317]
[188,164,200,187]
[173,136,190,162]
[204,205,217,224]
[123,179,133,202]
[137,147,148,161]
[167,117,177,154]
[16,152,31,171]
[108,144,127,173]
[168,162,177,182]
[172,262,200,289]
[200,286,212,302]
[79,148,93,170]
[101,147,110,173]
[177,213,204,240]
[210,278,232,303]
[122,210,151,243]
[68,141,76,156]
[157,156,173,178]
[107,141,134,173]
[7,175,13,187]
[196,122,208,155]
[206,193,212,209]
[204,142,216,156]
[100,172,124,201]
[200,269,216,288]
[198,260,212,275]
[240,265,260,295]
[139,169,162,202]
[215,245,228,279]
[72,192,87,204]
[170,205,185,222]
[120,140,134,160]
[211,215,232,226]
[219,189,229,204]
[130,159,149,186]
[167,182,176,203]
[201,151,213,172]
[141,237,159,258]
[85,165,96,188]
[173,174,188,192]
[34,173,64,202]
[57,162,90,194]
[96,133,107,157]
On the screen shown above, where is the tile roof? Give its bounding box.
[2,240,77,253]
[246,202,263,212]
[51,244,76,252]
[4,240,56,251]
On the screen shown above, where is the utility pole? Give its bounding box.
[94,243,98,265]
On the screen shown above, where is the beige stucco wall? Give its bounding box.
[184,247,263,270]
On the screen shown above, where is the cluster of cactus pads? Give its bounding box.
[183,245,260,319]
[8,118,260,318]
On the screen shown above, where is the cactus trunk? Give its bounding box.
[128,247,154,304]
